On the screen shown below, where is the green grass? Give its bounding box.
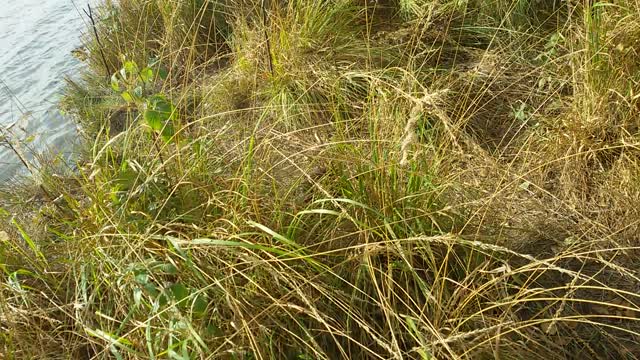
[2,0,640,358]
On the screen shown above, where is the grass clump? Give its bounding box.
[2,0,640,359]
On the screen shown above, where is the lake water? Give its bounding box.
[0,0,86,181]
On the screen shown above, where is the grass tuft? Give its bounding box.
[3,0,640,358]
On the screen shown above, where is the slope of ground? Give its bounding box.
[1,0,640,358]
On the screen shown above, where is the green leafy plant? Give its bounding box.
[110,60,147,103]
[144,94,176,142]
[534,32,564,63]
[111,58,176,143]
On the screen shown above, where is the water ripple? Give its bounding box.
[0,0,85,181]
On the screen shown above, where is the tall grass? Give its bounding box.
[2,0,640,358]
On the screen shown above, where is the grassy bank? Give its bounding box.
[2,0,640,358]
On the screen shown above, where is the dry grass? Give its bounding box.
[2,0,640,359]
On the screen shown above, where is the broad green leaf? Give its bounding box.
[144,95,175,128]
[158,67,168,80]
[134,270,149,285]
[144,95,177,142]
[140,67,153,83]
[167,283,189,302]
[158,293,169,307]
[144,282,159,297]
[161,122,175,143]
[124,61,139,77]
[121,91,133,103]
[144,107,164,131]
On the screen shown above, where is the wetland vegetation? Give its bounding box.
[2,0,640,358]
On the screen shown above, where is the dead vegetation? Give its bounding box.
[2,0,640,358]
